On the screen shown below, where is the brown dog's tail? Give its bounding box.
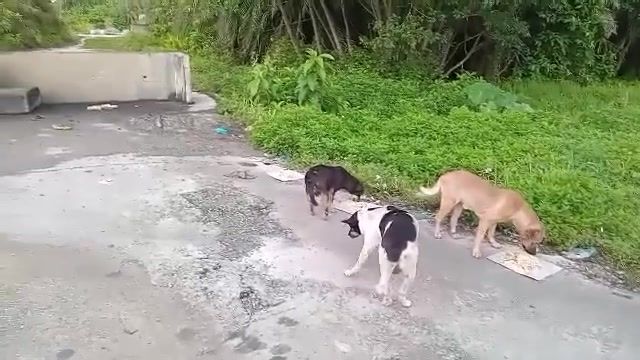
[418,179,441,196]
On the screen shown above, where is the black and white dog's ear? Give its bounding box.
[342,211,358,225]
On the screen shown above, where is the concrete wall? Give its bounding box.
[0,51,192,104]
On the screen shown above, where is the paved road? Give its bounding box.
[1,100,638,359]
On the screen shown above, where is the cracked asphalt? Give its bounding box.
[1,99,638,360]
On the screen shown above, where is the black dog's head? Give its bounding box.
[352,182,364,200]
[346,177,364,200]
[341,211,361,238]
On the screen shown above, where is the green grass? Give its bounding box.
[82,34,168,52]
[85,35,640,281]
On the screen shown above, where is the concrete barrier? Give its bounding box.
[0,87,42,114]
[0,51,192,104]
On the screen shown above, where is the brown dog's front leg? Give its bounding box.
[487,223,502,248]
[472,220,491,258]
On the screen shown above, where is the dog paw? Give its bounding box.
[375,283,387,296]
[399,297,412,308]
[434,231,442,239]
[344,268,356,277]
[472,248,482,258]
[381,297,393,306]
[490,241,503,249]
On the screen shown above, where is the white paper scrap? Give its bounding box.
[487,248,563,281]
[334,199,381,214]
[265,166,304,182]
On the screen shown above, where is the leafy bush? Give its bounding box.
[294,49,337,109]
[362,12,441,76]
[463,80,533,113]
[0,0,73,50]
[60,0,129,33]
[247,63,281,105]
[245,48,343,112]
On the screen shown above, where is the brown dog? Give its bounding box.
[419,170,544,258]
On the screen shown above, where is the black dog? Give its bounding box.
[304,164,364,219]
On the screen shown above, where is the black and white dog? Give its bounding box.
[341,205,419,307]
[305,164,364,219]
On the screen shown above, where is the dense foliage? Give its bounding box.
[55,0,136,32]
[143,0,640,81]
[0,0,72,49]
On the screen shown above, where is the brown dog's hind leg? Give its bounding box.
[434,198,457,239]
[449,203,464,236]
[487,223,502,248]
[472,220,492,258]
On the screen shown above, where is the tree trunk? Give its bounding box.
[340,0,353,52]
[307,4,323,50]
[276,2,301,54]
[319,0,344,55]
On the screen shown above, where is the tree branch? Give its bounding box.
[445,32,483,67]
[444,33,484,77]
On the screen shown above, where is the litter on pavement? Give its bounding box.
[214,126,229,135]
[265,165,304,182]
[51,124,73,130]
[87,103,119,111]
[562,246,597,260]
[334,198,380,214]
